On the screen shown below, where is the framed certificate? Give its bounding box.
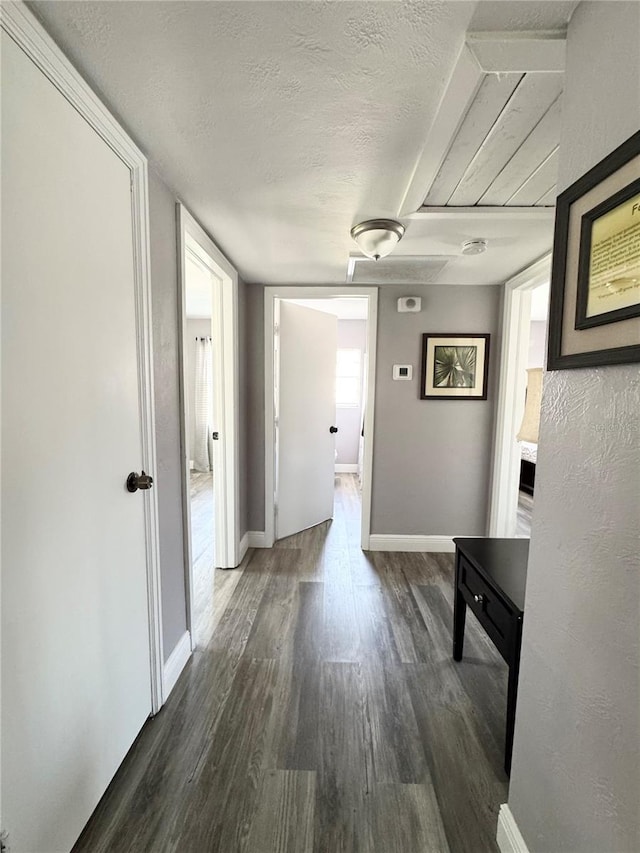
[575,179,640,329]
[548,130,640,370]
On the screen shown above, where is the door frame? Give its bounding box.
[177,205,241,646]
[488,253,551,536]
[0,1,164,715]
[264,286,378,549]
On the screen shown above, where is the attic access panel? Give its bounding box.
[349,256,450,285]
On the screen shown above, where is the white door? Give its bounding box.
[276,302,337,540]
[1,32,152,853]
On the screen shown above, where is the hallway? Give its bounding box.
[73,475,507,852]
[190,471,215,646]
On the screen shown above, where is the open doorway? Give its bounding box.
[515,281,549,537]
[178,205,241,650]
[264,287,378,550]
[183,250,215,644]
[489,253,551,538]
[284,297,369,544]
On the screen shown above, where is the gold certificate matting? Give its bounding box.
[586,191,640,318]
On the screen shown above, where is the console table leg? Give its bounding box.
[505,624,522,776]
[453,552,466,661]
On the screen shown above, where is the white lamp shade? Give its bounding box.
[350,219,405,260]
[517,368,543,443]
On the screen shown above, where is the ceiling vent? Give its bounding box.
[349,256,450,285]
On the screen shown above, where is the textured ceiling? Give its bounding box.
[29,1,576,285]
[355,209,555,285]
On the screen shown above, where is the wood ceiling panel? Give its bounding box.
[424,72,522,206]
[506,149,559,205]
[534,185,557,206]
[447,72,563,206]
[479,95,562,205]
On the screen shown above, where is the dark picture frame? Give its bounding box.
[420,333,490,400]
[547,130,640,370]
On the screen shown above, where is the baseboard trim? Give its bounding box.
[247,530,269,548]
[162,631,192,701]
[497,804,530,853]
[367,534,455,553]
[239,531,250,562]
[335,463,358,473]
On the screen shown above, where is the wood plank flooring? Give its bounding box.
[73,474,508,853]
[191,471,247,646]
[190,471,215,646]
[516,490,534,538]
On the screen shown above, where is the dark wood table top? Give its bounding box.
[452,537,529,614]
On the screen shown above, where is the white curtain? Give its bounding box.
[193,337,213,472]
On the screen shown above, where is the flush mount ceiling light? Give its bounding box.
[350,219,405,261]
[461,238,488,256]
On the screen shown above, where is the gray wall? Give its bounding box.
[238,276,249,538]
[507,4,640,852]
[371,284,501,535]
[246,284,266,532]
[149,180,250,653]
[245,283,501,537]
[148,169,188,661]
[336,319,367,466]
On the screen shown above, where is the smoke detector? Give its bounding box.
[461,239,488,256]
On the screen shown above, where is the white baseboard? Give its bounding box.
[367,534,455,553]
[497,804,530,853]
[247,530,269,548]
[162,630,192,701]
[335,463,358,473]
[239,531,250,562]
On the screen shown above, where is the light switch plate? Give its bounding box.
[393,364,413,380]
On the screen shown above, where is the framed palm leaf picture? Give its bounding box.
[420,334,490,400]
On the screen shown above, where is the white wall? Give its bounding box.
[507,4,640,852]
[335,319,367,465]
[527,320,546,369]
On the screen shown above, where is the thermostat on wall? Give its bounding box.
[393,365,413,380]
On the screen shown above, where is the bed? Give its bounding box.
[519,441,537,496]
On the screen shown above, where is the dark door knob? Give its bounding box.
[329,426,338,434]
[212,431,219,440]
[126,471,154,493]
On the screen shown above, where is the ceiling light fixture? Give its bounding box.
[461,238,488,256]
[350,219,405,261]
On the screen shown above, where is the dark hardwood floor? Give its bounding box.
[73,474,508,853]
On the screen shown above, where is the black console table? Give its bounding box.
[452,537,529,775]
